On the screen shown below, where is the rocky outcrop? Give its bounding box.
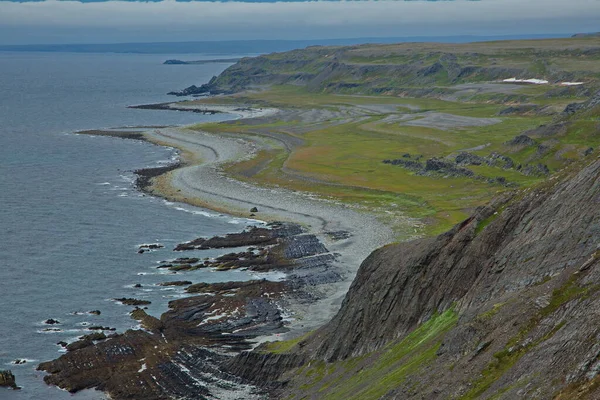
[228,154,600,398]
[0,370,18,390]
[37,279,287,399]
[505,134,536,146]
[113,298,151,306]
[38,221,340,399]
[384,153,517,185]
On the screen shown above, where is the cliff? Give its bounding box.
[169,38,600,97]
[228,93,600,398]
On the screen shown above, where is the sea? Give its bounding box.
[0,51,266,399]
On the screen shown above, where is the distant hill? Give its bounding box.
[572,32,600,38]
[0,35,571,54]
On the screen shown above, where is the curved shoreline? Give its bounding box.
[141,124,400,336]
[79,102,416,339]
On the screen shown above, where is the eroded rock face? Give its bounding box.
[228,156,600,398]
[321,157,599,359]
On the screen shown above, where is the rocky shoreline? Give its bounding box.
[54,98,398,399]
[37,221,342,399]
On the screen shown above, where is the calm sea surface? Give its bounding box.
[0,52,266,399]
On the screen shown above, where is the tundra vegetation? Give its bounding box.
[184,37,600,235]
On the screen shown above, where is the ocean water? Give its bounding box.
[0,52,266,399]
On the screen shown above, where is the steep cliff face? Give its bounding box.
[250,156,600,399]
[307,154,599,362]
[227,94,600,397]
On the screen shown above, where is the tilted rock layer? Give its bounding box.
[230,153,600,399]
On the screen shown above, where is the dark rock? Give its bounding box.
[487,152,515,169]
[163,59,189,65]
[158,281,192,287]
[133,283,143,288]
[114,298,151,306]
[134,162,181,192]
[563,102,586,115]
[66,339,94,352]
[455,152,485,166]
[424,158,474,177]
[87,326,116,331]
[174,223,303,251]
[88,310,101,315]
[44,319,60,325]
[505,135,536,146]
[382,158,423,171]
[250,207,258,213]
[138,243,164,251]
[522,163,550,176]
[0,370,18,390]
[325,231,352,241]
[12,359,26,365]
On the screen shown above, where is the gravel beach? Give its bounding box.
[134,104,417,335]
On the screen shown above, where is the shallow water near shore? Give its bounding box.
[0,52,260,399]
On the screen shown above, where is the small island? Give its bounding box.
[163,58,241,65]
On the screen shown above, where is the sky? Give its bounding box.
[0,0,598,45]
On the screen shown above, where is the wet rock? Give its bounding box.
[45,319,60,325]
[250,207,258,213]
[12,359,26,365]
[38,279,288,399]
[88,310,101,315]
[133,162,181,192]
[138,243,164,251]
[80,332,107,342]
[0,370,18,390]
[114,298,151,306]
[159,281,192,287]
[133,283,143,288]
[87,326,116,331]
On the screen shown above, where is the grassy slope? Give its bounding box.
[264,309,458,400]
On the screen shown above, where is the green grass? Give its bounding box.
[185,69,594,236]
[260,331,313,354]
[460,274,595,399]
[288,309,458,400]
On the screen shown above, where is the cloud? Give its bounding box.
[0,0,598,44]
